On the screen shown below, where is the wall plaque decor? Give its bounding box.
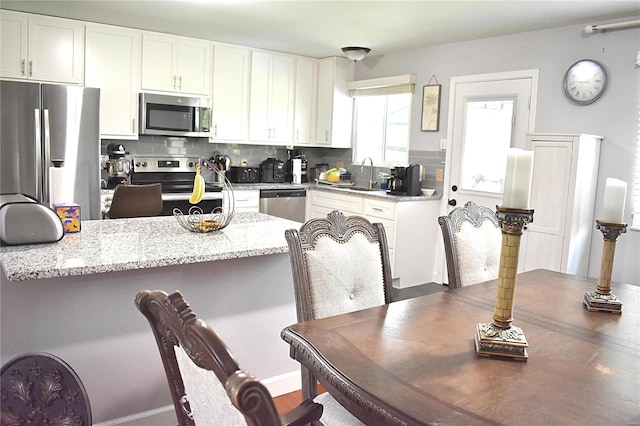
[422,74,441,131]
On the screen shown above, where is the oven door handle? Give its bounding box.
[162,192,223,201]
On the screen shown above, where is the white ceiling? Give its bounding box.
[3,1,639,59]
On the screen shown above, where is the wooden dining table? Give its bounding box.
[281,269,640,425]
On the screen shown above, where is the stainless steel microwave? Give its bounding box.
[139,93,212,137]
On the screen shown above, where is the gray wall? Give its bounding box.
[355,17,640,284]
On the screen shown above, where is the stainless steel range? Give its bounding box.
[130,156,223,215]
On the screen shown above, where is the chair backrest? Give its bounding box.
[135,289,322,426]
[285,210,394,403]
[285,210,394,323]
[438,201,502,288]
[1,352,92,426]
[107,183,163,218]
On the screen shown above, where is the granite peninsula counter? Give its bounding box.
[1,212,301,281]
[1,212,304,424]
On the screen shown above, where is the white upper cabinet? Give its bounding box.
[141,32,211,95]
[249,51,295,144]
[316,57,354,148]
[85,24,141,139]
[293,57,318,146]
[210,44,250,142]
[1,10,84,84]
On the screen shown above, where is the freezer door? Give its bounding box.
[0,81,42,200]
[42,84,101,220]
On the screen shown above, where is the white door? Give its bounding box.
[436,70,538,284]
[443,70,538,212]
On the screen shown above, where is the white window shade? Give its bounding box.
[348,74,416,97]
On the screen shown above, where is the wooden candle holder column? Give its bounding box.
[583,220,627,313]
[475,206,534,361]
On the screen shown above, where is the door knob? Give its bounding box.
[448,199,457,206]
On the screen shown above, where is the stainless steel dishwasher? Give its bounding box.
[259,188,306,222]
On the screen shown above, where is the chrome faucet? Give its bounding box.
[360,157,376,190]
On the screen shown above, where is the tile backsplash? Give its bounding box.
[101,137,445,195]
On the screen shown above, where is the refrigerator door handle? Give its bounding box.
[34,108,43,201]
[42,108,51,205]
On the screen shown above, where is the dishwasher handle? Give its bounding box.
[259,189,306,198]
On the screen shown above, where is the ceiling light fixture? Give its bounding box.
[341,46,371,62]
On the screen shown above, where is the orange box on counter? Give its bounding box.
[54,203,81,233]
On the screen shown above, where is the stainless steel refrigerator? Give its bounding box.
[1,81,101,220]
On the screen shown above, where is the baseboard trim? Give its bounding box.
[94,370,301,425]
[263,370,301,396]
[94,405,175,426]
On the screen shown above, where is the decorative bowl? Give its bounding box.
[173,160,235,233]
[421,188,436,196]
[174,206,234,233]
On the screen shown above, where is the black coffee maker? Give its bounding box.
[285,149,308,183]
[388,164,421,196]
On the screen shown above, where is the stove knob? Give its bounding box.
[188,161,194,167]
[142,162,148,167]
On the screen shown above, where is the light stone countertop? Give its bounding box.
[227,182,442,201]
[0,212,302,282]
[307,184,441,201]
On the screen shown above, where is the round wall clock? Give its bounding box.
[562,59,607,106]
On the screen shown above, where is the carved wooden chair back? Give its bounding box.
[1,352,92,425]
[438,201,502,289]
[285,210,393,404]
[107,183,163,218]
[135,289,323,426]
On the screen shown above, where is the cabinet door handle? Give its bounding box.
[372,207,383,212]
[325,130,330,142]
[213,123,217,137]
[173,75,177,90]
[132,118,136,134]
[178,75,182,90]
[28,60,33,77]
[21,59,25,76]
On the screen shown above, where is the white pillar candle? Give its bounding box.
[600,178,627,223]
[502,148,534,209]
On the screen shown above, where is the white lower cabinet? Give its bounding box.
[519,133,603,276]
[307,189,440,287]
[226,189,259,212]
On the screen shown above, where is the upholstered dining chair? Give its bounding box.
[136,289,325,426]
[1,352,92,425]
[438,201,502,289]
[285,209,393,419]
[106,183,163,218]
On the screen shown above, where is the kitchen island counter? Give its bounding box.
[0,212,301,282]
[1,212,304,423]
